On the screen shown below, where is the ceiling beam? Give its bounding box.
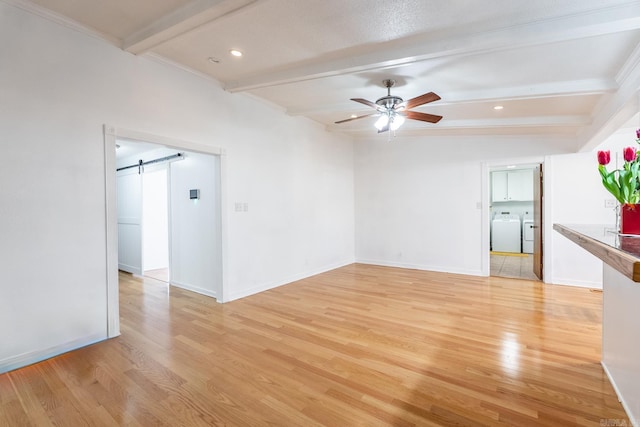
[329,115,591,134]
[123,0,260,55]
[224,3,640,93]
[576,41,640,151]
[287,79,617,117]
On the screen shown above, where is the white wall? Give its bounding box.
[546,127,640,288]
[545,152,616,288]
[354,136,569,276]
[169,152,220,297]
[354,130,637,289]
[0,3,354,372]
[602,264,640,425]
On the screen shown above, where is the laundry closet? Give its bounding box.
[490,166,535,254]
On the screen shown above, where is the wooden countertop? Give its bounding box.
[553,224,640,282]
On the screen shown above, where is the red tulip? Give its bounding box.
[636,128,640,139]
[597,150,611,165]
[624,147,638,162]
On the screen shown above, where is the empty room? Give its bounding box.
[2,1,640,425]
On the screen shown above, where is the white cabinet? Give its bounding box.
[492,171,509,202]
[491,170,533,202]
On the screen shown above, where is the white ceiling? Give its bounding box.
[16,0,640,148]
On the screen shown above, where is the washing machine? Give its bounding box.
[492,214,521,253]
[522,217,534,254]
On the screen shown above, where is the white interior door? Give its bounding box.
[142,167,169,275]
[117,168,143,275]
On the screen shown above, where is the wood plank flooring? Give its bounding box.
[144,268,169,282]
[0,264,629,426]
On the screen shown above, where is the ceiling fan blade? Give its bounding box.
[351,98,385,111]
[404,92,441,110]
[335,113,378,124]
[405,110,443,123]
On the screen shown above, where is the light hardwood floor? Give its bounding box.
[144,268,169,282]
[0,264,629,426]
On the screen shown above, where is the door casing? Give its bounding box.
[103,125,227,338]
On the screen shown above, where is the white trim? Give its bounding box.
[354,259,482,278]
[114,127,223,156]
[485,159,546,282]
[225,259,355,302]
[118,263,143,276]
[217,150,229,302]
[103,126,120,338]
[170,280,217,299]
[602,361,639,427]
[549,277,601,289]
[0,333,106,374]
[480,162,490,277]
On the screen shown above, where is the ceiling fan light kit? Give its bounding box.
[335,79,442,134]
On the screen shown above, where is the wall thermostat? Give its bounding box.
[190,189,200,200]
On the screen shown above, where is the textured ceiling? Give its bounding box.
[17,0,640,148]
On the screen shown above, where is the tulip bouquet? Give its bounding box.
[597,129,640,205]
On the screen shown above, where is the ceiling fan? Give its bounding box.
[335,79,442,133]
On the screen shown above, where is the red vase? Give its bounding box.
[621,203,640,234]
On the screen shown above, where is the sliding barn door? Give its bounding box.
[117,168,143,275]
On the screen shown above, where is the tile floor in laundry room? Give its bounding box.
[490,252,539,280]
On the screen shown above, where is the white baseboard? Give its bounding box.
[0,332,108,374]
[551,277,602,289]
[355,258,483,277]
[602,361,639,427]
[225,258,355,302]
[171,280,217,299]
[118,263,142,276]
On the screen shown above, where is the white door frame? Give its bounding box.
[482,158,546,280]
[103,124,227,338]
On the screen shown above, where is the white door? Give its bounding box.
[142,167,169,276]
[117,168,143,275]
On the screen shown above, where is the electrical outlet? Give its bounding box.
[604,199,616,208]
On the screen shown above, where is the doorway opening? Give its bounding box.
[489,163,543,281]
[104,125,224,339]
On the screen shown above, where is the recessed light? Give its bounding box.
[230,49,243,57]
[507,165,516,169]
[351,114,358,118]
[494,105,504,110]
